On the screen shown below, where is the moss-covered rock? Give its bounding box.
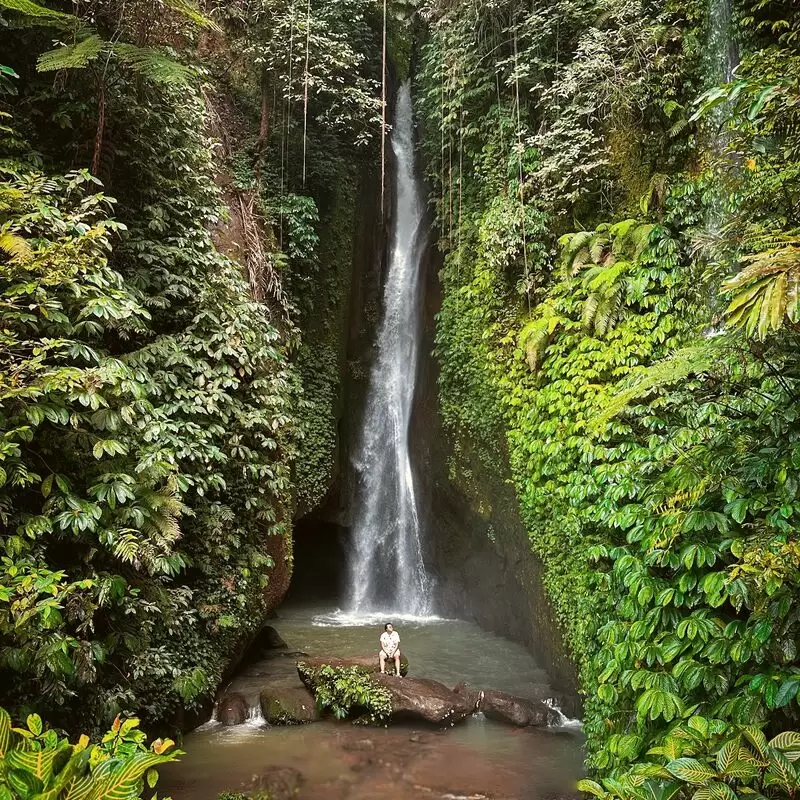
[260,686,320,725]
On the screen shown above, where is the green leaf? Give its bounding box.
[666,758,717,785]
[0,0,74,22]
[6,748,61,783]
[26,714,42,736]
[578,779,608,798]
[0,707,11,756]
[769,731,800,761]
[717,740,738,773]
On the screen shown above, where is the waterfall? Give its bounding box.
[706,0,739,86]
[347,82,432,616]
[702,0,741,336]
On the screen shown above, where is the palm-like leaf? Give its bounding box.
[597,341,724,423]
[111,43,194,84]
[518,303,563,372]
[161,0,221,31]
[0,0,74,23]
[721,237,800,339]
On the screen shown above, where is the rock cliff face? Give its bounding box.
[411,239,581,714]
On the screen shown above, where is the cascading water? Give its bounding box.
[347,82,432,616]
[702,0,741,336]
[706,0,739,86]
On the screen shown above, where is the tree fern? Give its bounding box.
[596,341,725,423]
[112,43,194,85]
[0,230,32,262]
[161,0,221,31]
[37,36,193,86]
[37,34,104,72]
[0,0,73,23]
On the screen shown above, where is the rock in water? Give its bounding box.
[480,689,560,727]
[260,686,320,724]
[452,681,482,712]
[371,674,473,725]
[216,692,249,726]
[297,654,409,683]
[250,766,303,800]
[251,624,288,651]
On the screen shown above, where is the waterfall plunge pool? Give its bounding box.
[161,605,584,800]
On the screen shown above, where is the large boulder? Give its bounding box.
[260,685,320,724]
[216,692,249,726]
[371,674,473,725]
[480,689,560,727]
[297,654,409,683]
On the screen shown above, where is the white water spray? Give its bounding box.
[347,83,432,616]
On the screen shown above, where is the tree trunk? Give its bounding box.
[92,81,106,177]
[254,69,270,183]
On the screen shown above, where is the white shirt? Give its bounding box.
[380,631,400,656]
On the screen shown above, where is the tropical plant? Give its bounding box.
[296,664,393,723]
[0,706,180,800]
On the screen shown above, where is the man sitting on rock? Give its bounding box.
[379,623,402,677]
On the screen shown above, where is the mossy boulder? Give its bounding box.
[260,686,320,724]
[296,654,409,684]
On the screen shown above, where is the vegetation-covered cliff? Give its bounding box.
[0,0,384,733]
[415,0,800,793]
[2,1,800,797]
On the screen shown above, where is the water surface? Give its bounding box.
[161,606,584,800]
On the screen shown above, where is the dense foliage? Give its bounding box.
[0,0,382,732]
[416,0,800,794]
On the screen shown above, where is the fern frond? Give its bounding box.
[518,306,562,372]
[0,0,74,23]
[596,341,724,423]
[559,230,593,278]
[628,224,656,258]
[0,231,32,262]
[160,0,221,31]
[110,43,193,84]
[0,186,25,212]
[37,34,104,72]
[582,293,600,331]
[589,235,611,265]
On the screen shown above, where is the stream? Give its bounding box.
[161,605,584,800]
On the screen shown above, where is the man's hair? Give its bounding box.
[384,623,392,631]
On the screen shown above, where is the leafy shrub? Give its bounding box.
[580,721,800,800]
[296,664,392,724]
[0,705,180,800]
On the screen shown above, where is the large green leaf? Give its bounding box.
[89,752,174,800]
[6,747,63,784]
[37,35,105,72]
[666,758,717,785]
[716,740,739,773]
[0,707,11,757]
[769,731,800,762]
[0,0,73,22]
